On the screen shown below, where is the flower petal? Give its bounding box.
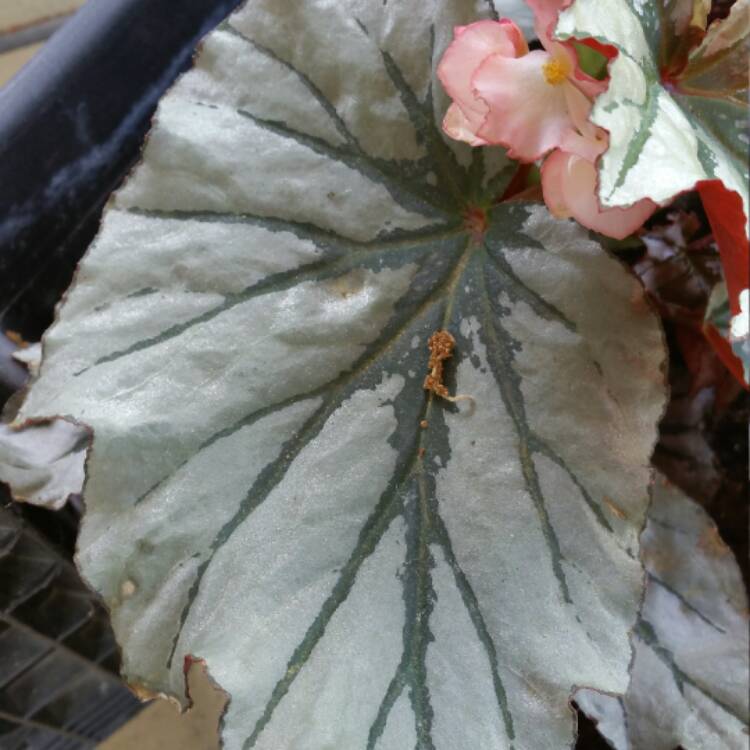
[571,67,609,98]
[442,102,489,146]
[547,40,609,98]
[437,20,528,141]
[557,84,607,160]
[472,50,573,161]
[526,0,571,46]
[564,82,597,136]
[526,2,612,97]
[541,150,657,239]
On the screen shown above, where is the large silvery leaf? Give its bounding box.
[577,473,750,749]
[16,1,666,747]
[556,0,749,222]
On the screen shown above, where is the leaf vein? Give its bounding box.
[77,210,461,374]
[478,259,572,604]
[483,245,577,333]
[165,241,470,670]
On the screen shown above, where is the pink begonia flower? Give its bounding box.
[438,4,656,239]
[438,14,602,161]
[438,20,528,147]
[525,0,610,100]
[541,94,657,239]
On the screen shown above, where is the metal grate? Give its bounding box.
[0,498,142,749]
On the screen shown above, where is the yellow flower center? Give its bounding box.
[542,57,569,85]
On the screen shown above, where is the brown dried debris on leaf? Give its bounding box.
[422,330,474,407]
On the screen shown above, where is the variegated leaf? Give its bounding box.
[556,0,749,225]
[15,1,666,748]
[729,288,749,380]
[577,473,750,750]
[705,281,750,383]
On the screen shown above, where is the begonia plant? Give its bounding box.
[0,0,747,748]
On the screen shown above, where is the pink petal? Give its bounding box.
[443,102,489,146]
[564,83,596,136]
[437,20,528,141]
[499,18,529,57]
[472,50,573,161]
[526,0,571,47]
[557,84,607,160]
[546,40,607,98]
[571,68,609,98]
[541,150,657,239]
[557,129,605,162]
[526,2,609,99]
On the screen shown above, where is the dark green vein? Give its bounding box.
[233,106,454,216]
[637,619,748,724]
[696,137,720,179]
[132,387,323,507]
[483,245,577,333]
[406,471,437,750]
[463,150,516,207]
[481,161,518,204]
[165,239,472,670]
[608,81,660,199]
[430,512,516,745]
[359,22,466,205]
[395,237,482,750]
[223,23,359,149]
[78,255,344,374]
[531,439,613,533]
[241,235,478,747]
[126,287,158,299]
[123,205,458,254]
[77,213,460,374]
[132,231,460,507]
[366,657,409,748]
[242,456,419,749]
[646,573,727,634]
[222,23,455,216]
[616,694,630,735]
[477,259,572,604]
[467,147,485,196]
[367,237,481,749]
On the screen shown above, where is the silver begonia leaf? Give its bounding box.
[15,1,666,747]
[578,473,750,750]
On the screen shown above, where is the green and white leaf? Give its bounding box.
[577,473,750,750]
[16,1,666,748]
[557,0,749,224]
[729,288,749,381]
[706,280,733,336]
[706,281,750,381]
